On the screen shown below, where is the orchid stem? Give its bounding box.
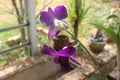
[65,29,106,80]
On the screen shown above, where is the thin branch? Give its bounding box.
[19,0,24,23]
[36,0,53,19]
[11,0,21,22]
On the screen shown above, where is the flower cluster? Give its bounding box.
[40,5,81,72]
[40,5,68,39]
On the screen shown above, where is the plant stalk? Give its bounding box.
[65,29,106,80]
[73,0,79,38]
[73,19,79,38]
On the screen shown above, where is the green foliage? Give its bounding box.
[67,0,90,37]
[77,0,90,23]
[68,0,89,25]
[67,0,76,25]
[107,14,119,20]
[91,22,118,41]
[0,55,7,69]
[91,13,120,43]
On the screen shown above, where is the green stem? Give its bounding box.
[65,29,106,80]
[73,19,79,38]
[73,0,79,38]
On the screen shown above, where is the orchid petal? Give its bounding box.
[59,56,69,63]
[48,7,55,21]
[54,5,68,20]
[59,57,73,72]
[58,46,76,57]
[48,25,61,39]
[54,56,60,64]
[41,44,56,57]
[70,57,81,66]
[40,11,54,26]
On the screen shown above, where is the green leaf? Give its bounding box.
[107,14,119,20]
[67,0,76,24]
[86,76,102,80]
[90,22,118,41]
[117,24,120,40]
[77,0,90,22]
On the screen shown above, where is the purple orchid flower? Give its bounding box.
[40,5,68,39]
[41,44,81,72]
